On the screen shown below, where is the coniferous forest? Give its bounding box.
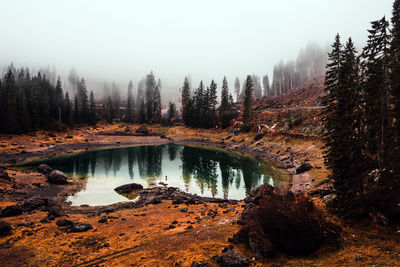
[2,1,400,266]
[323,1,400,223]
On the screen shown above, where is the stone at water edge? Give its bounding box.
[38,164,53,175]
[296,163,313,174]
[47,170,68,184]
[114,183,144,194]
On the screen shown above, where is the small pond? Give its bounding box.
[25,144,288,206]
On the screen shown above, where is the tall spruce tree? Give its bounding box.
[208,80,218,128]
[153,85,162,123]
[126,81,134,123]
[242,75,254,129]
[145,71,156,122]
[64,92,73,126]
[263,75,270,97]
[181,77,191,126]
[220,77,231,128]
[89,91,96,125]
[3,70,19,133]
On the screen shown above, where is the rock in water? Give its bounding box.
[70,222,93,232]
[217,248,250,267]
[38,164,53,175]
[47,170,68,184]
[114,183,144,194]
[0,221,12,236]
[296,163,312,174]
[135,125,149,135]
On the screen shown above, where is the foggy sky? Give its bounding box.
[0,0,394,98]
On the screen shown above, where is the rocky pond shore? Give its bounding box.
[2,124,391,266]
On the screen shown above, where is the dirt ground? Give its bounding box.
[1,123,399,266]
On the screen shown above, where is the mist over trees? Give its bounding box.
[269,43,328,96]
[0,65,96,133]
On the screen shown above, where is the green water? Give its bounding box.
[28,144,287,206]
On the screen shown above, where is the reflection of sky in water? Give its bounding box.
[38,145,286,206]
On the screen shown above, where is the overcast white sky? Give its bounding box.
[0,0,394,97]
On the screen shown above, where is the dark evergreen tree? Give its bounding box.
[73,94,79,123]
[181,77,191,126]
[208,80,218,128]
[168,101,177,123]
[145,71,156,122]
[2,70,19,133]
[220,77,232,128]
[64,92,73,127]
[153,85,162,123]
[242,75,254,129]
[126,81,134,123]
[89,91,96,125]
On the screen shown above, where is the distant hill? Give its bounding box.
[254,76,325,109]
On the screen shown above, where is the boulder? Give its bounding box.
[0,205,22,217]
[296,163,312,174]
[70,222,93,232]
[0,220,12,236]
[135,125,149,135]
[22,198,48,212]
[38,164,53,175]
[114,183,144,194]
[47,170,68,184]
[217,248,250,267]
[56,219,74,227]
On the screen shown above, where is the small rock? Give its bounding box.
[296,163,312,174]
[0,220,12,236]
[70,222,93,232]
[180,207,188,212]
[38,164,53,175]
[56,219,74,227]
[47,170,68,184]
[217,248,250,267]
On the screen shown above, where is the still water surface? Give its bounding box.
[34,144,287,206]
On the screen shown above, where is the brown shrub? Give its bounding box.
[232,184,341,257]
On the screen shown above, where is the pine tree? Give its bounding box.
[153,85,162,123]
[126,81,134,123]
[64,92,73,126]
[220,77,232,128]
[263,75,270,97]
[106,97,114,123]
[181,77,191,126]
[55,77,64,123]
[74,94,79,123]
[234,77,241,102]
[168,101,177,123]
[242,75,254,129]
[361,17,391,167]
[78,78,89,124]
[145,71,156,122]
[391,0,400,134]
[324,36,366,217]
[111,81,120,118]
[3,70,20,133]
[208,80,218,128]
[89,91,96,125]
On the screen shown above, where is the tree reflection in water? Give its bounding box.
[35,144,285,200]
